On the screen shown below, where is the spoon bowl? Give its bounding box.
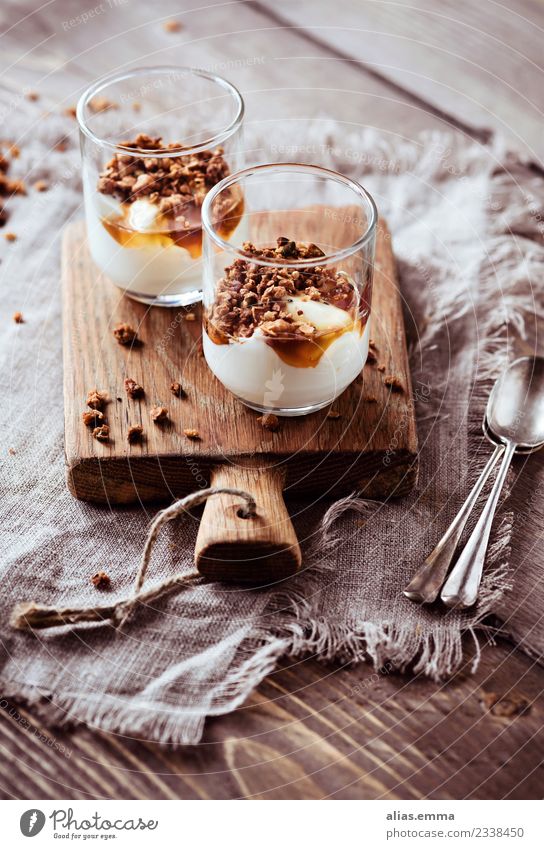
[483,413,544,455]
[487,356,544,448]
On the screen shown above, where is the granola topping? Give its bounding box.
[257,413,280,432]
[86,389,107,410]
[206,237,369,368]
[124,377,144,398]
[183,428,200,440]
[384,375,404,393]
[170,381,184,397]
[96,134,243,261]
[150,405,168,422]
[82,409,105,427]
[113,323,138,346]
[92,424,110,441]
[97,133,230,208]
[91,570,111,589]
[127,424,144,444]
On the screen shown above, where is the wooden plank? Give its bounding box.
[258,0,544,156]
[0,0,449,140]
[0,640,542,800]
[62,218,417,505]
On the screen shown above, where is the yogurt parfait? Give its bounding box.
[202,165,377,416]
[77,67,245,306]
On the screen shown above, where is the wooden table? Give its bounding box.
[1,0,543,800]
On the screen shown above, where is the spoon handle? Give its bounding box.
[403,444,505,603]
[441,441,516,608]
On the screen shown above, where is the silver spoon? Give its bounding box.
[404,357,544,606]
[441,356,544,607]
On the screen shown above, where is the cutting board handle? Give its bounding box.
[195,464,302,583]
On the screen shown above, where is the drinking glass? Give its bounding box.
[201,163,377,416]
[77,66,245,307]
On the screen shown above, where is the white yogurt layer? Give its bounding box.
[84,188,202,298]
[204,297,370,413]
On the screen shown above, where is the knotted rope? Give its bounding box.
[10,487,256,632]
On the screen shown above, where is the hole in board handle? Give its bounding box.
[237,507,255,520]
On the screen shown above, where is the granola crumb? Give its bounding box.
[132,102,141,112]
[82,409,105,427]
[26,91,39,101]
[377,364,386,372]
[12,311,24,323]
[327,409,342,419]
[54,140,68,152]
[91,570,111,590]
[365,395,378,403]
[170,381,185,397]
[366,350,378,364]
[86,389,107,410]
[150,405,168,423]
[183,428,200,440]
[33,179,49,192]
[113,322,138,345]
[369,338,377,349]
[89,96,118,113]
[5,232,17,242]
[8,144,20,159]
[257,413,280,432]
[184,312,196,321]
[164,19,183,32]
[8,447,16,455]
[64,106,77,119]
[5,178,26,195]
[384,374,404,392]
[127,424,144,444]
[124,377,144,398]
[92,424,110,441]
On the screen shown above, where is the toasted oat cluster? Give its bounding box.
[124,377,144,398]
[150,405,168,423]
[113,323,138,346]
[91,570,111,589]
[97,133,230,210]
[207,237,356,340]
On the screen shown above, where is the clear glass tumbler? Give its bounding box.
[77,66,245,307]
[201,163,377,416]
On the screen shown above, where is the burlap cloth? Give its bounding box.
[1,99,543,743]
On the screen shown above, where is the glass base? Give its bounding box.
[236,396,334,417]
[121,287,203,308]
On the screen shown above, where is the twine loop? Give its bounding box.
[11,487,256,632]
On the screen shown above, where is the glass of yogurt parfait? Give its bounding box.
[77,66,245,307]
[201,163,377,416]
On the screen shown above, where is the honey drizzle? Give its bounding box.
[101,192,244,260]
[206,312,365,369]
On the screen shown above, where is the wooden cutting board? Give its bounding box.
[62,216,417,581]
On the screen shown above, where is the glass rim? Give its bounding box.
[76,65,245,157]
[201,163,378,269]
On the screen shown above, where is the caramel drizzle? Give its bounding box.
[101,193,244,260]
[206,312,366,369]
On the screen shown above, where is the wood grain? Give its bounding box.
[259,0,544,158]
[62,218,418,506]
[4,0,544,802]
[1,640,542,800]
[195,463,302,581]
